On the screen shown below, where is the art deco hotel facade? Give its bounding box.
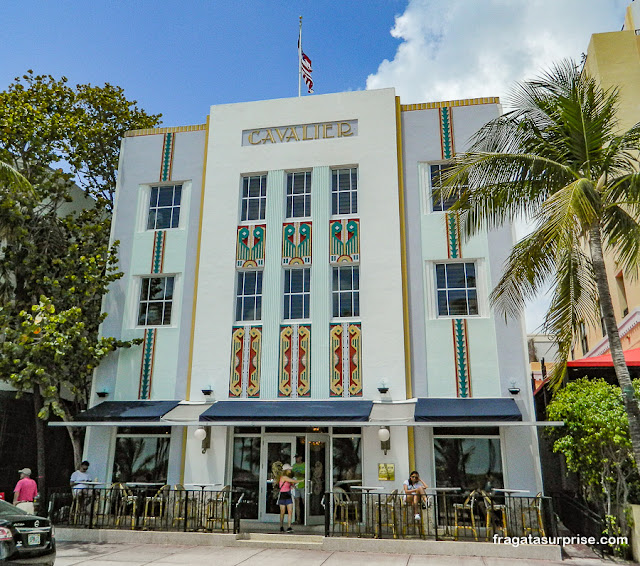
[71,88,542,525]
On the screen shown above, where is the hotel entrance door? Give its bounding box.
[260,436,296,521]
[305,434,328,525]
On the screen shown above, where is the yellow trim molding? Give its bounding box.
[125,124,207,137]
[401,97,500,112]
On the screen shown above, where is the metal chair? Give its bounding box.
[453,490,479,540]
[522,492,545,537]
[171,484,189,528]
[205,485,231,532]
[333,487,360,534]
[373,489,400,538]
[142,485,171,528]
[112,483,138,530]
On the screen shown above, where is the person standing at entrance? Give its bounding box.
[292,454,305,525]
[278,464,300,532]
[13,468,37,514]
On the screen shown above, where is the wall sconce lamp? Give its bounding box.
[194,426,211,454]
[201,386,213,397]
[508,380,521,395]
[377,379,389,395]
[96,390,109,398]
[378,426,391,455]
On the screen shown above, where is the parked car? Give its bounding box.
[0,499,55,565]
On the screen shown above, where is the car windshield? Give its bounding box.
[0,499,29,516]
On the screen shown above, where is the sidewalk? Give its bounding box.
[54,541,622,566]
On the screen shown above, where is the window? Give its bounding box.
[286,171,311,218]
[434,435,503,490]
[137,276,175,326]
[147,185,182,230]
[236,271,263,321]
[241,175,267,221]
[430,163,459,212]
[112,428,170,483]
[332,168,358,215]
[435,262,478,316]
[283,268,310,319]
[332,266,359,317]
[579,321,589,354]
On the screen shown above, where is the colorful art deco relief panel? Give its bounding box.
[151,230,166,273]
[279,325,311,397]
[229,326,262,398]
[138,329,156,400]
[452,319,472,398]
[282,222,312,265]
[159,132,175,182]
[329,323,363,397]
[329,219,360,264]
[236,225,266,268]
[439,107,455,160]
[445,213,461,259]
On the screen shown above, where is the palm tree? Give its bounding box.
[441,60,640,474]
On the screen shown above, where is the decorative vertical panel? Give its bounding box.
[279,324,311,397]
[159,132,175,182]
[452,319,472,398]
[138,329,156,399]
[329,323,362,397]
[329,219,360,263]
[229,326,262,398]
[236,225,266,268]
[439,107,455,160]
[445,213,461,259]
[151,230,166,273]
[282,222,312,265]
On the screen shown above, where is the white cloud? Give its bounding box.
[367,0,628,104]
[368,0,628,332]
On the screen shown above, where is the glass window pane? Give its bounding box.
[339,267,353,290]
[112,436,169,484]
[236,297,242,321]
[468,290,478,315]
[332,269,339,291]
[286,199,293,218]
[448,290,468,315]
[149,187,159,207]
[353,293,360,316]
[434,437,503,491]
[290,295,303,319]
[303,268,311,288]
[353,267,359,290]
[147,210,157,230]
[247,199,260,220]
[137,304,148,326]
[148,278,164,300]
[351,191,358,214]
[446,264,466,288]
[284,298,291,320]
[338,192,350,214]
[164,277,174,299]
[157,187,173,206]
[340,294,353,317]
[140,278,150,300]
[332,293,339,317]
[303,295,310,318]
[171,208,180,228]
[332,192,338,215]
[256,271,263,294]
[173,186,182,205]
[163,302,172,324]
[244,271,256,294]
[155,208,171,229]
[465,263,476,287]
[437,290,448,316]
[146,303,163,325]
[255,296,262,319]
[436,264,446,289]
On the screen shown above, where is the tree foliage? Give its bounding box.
[440,59,640,475]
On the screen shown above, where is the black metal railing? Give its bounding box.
[324,490,557,541]
[551,491,609,555]
[47,485,241,534]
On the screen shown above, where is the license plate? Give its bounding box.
[27,533,41,546]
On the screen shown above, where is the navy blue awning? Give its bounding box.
[200,400,373,422]
[73,400,181,422]
[414,398,522,422]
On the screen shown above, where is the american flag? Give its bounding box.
[301,52,313,94]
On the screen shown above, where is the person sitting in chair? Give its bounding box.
[403,470,428,521]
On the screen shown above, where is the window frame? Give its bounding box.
[240,174,267,222]
[136,275,176,327]
[146,184,183,230]
[427,162,463,213]
[331,265,360,319]
[331,167,358,216]
[283,267,311,320]
[286,171,312,219]
[434,261,479,318]
[235,270,264,322]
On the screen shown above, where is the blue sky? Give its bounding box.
[0,0,630,330]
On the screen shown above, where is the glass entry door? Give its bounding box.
[260,436,296,521]
[305,434,329,525]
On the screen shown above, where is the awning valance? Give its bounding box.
[566,347,640,368]
[199,400,373,422]
[414,398,522,422]
[72,400,181,422]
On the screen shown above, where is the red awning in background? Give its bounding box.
[566,348,640,368]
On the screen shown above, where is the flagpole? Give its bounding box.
[298,16,302,97]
